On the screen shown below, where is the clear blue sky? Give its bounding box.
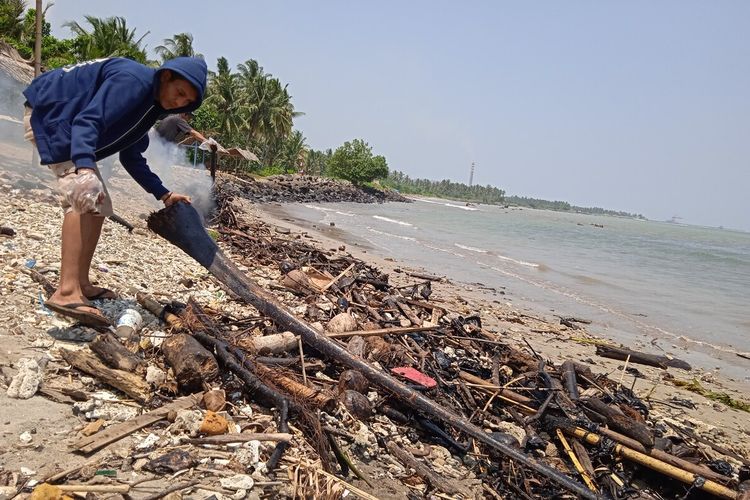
[47,1,750,230]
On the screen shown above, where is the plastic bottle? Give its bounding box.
[115,308,143,340]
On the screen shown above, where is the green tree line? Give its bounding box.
[383,170,506,204]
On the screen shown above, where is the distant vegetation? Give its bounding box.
[0,3,642,218]
[383,171,645,218]
[383,171,506,204]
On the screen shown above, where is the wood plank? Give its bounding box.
[74,394,201,454]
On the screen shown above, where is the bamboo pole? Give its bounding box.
[562,426,739,499]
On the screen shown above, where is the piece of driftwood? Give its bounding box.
[236,331,299,355]
[57,484,131,493]
[141,480,200,500]
[458,371,533,406]
[135,291,183,328]
[394,297,423,326]
[162,333,219,392]
[327,325,439,339]
[147,202,600,500]
[90,332,144,374]
[74,394,200,454]
[182,433,293,445]
[595,345,691,370]
[560,360,579,401]
[386,441,470,497]
[252,361,334,410]
[107,213,134,232]
[581,396,654,448]
[24,267,55,298]
[60,348,150,403]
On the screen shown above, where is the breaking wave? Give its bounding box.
[373,215,413,226]
[496,253,540,268]
[367,227,417,242]
[416,198,479,211]
[304,205,356,217]
[454,243,488,254]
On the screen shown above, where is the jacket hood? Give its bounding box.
[154,57,208,112]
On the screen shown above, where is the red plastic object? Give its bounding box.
[391,367,437,389]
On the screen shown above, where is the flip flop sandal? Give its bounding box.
[44,301,112,329]
[86,288,117,300]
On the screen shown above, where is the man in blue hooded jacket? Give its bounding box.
[23,56,208,327]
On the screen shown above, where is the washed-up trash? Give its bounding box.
[391,366,437,389]
[144,449,197,474]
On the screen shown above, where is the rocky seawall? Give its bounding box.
[221,173,409,204]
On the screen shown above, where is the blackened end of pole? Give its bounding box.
[147,202,218,269]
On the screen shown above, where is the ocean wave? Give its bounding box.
[424,243,465,258]
[304,204,337,213]
[304,204,355,217]
[496,254,540,268]
[367,227,417,242]
[455,243,488,254]
[416,198,479,211]
[373,215,413,226]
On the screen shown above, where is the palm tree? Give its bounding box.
[0,0,27,42]
[204,56,242,139]
[282,130,307,172]
[155,32,201,63]
[64,15,149,63]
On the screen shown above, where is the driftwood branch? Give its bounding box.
[60,348,150,403]
[90,332,144,373]
[386,441,470,497]
[596,345,691,370]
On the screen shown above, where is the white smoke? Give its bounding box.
[142,130,216,218]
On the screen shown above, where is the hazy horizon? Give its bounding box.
[39,1,750,231]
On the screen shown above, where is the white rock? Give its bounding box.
[169,409,203,437]
[220,474,255,491]
[145,366,166,386]
[19,431,33,444]
[6,358,42,399]
[136,433,160,450]
[20,467,35,476]
[326,312,357,333]
[0,486,17,500]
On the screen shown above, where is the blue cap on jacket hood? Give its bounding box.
[154,57,208,112]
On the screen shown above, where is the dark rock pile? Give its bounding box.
[224,174,409,204]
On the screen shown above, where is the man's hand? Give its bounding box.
[161,191,192,207]
[59,168,106,213]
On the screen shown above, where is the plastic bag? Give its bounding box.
[58,169,105,213]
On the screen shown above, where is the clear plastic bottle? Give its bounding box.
[115,308,143,340]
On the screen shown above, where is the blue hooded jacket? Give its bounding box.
[23,57,208,199]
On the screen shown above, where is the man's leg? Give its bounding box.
[47,212,102,316]
[78,214,110,298]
